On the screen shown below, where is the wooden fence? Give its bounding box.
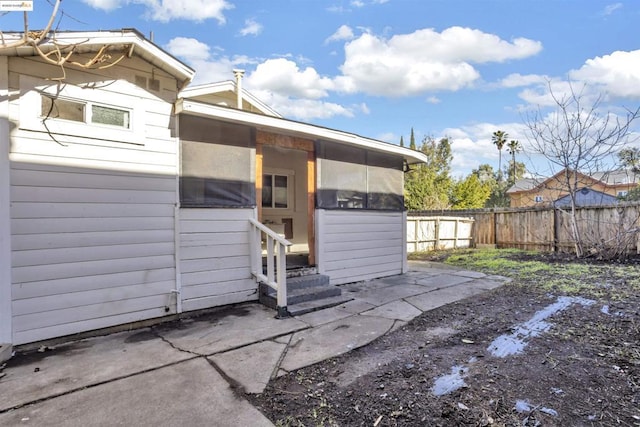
[407,216,474,253]
[409,202,640,254]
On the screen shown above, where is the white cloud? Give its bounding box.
[82,0,233,23]
[603,2,622,15]
[165,37,211,61]
[247,58,335,99]
[239,18,263,37]
[507,49,640,113]
[81,0,121,10]
[377,132,397,143]
[251,91,354,120]
[336,27,542,96]
[325,25,355,44]
[164,37,354,120]
[500,73,548,88]
[167,26,544,122]
[164,37,253,84]
[570,50,640,98]
[351,0,365,7]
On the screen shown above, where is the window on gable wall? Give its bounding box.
[534,195,544,203]
[41,95,131,129]
[20,76,143,145]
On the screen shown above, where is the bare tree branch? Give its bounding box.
[524,80,640,257]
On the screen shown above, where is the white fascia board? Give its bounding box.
[180,81,235,98]
[1,30,195,86]
[176,99,428,165]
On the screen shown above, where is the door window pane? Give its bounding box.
[274,175,288,208]
[262,173,289,208]
[262,174,273,207]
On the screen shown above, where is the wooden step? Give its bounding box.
[259,273,346,316]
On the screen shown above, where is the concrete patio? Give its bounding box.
[0,261,509,426]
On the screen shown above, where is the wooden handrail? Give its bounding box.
[249,218,292,246]
[249,219,292,317]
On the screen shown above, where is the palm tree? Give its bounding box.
[506,139,522,183]
[492,130,508,180]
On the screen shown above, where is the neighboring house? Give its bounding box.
[507,169,637,208]
[0,29,428,351]
[553,187,619,208]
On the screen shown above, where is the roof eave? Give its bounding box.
[179,81,283,118]
[0,29,195,88]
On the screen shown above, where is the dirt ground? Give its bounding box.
[249,250,640,426]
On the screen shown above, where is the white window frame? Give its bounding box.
[20,76,144,145]
[262,167,295,212]
[534,195,544,203]
[618,190,628,198]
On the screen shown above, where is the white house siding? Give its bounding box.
[316,210,405,285]
[178,208,257,312]
[8,56,181,345]
[0,56,11,346]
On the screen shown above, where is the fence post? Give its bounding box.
[435,217,440,250]
[553,208,559,252]
[454,218,459,249]
[493,210,498,248]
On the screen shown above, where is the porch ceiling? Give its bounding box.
[175,98,429,166]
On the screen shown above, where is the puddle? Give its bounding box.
[432,296,595,398]
[431,365,468,396]
[487,296,594,358]
[515,399,558,417]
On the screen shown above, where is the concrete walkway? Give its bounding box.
[0,261,509,426]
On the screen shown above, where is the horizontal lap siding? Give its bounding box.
[10,166,178,345]
[318,210,404,285]
[179,209,256,312]
[10,57,179,345]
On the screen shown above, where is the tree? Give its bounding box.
[0,3,134,82]
[506,160,526,186]
[618,147,640,172]
[451,174,491,209]
[506,140,522,184]
[618,147,640,201]
[472,164,509,207]
[491,130,508,181]
[399,135,405,147]
[404,136,453,210]
[475,164,496,183]
[0,1,61,51]
[409,128,416,150]
[524,82,640,257]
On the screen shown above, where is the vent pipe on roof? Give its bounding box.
[233,69,245,110]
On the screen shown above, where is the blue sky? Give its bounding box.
[3,0,639,176]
